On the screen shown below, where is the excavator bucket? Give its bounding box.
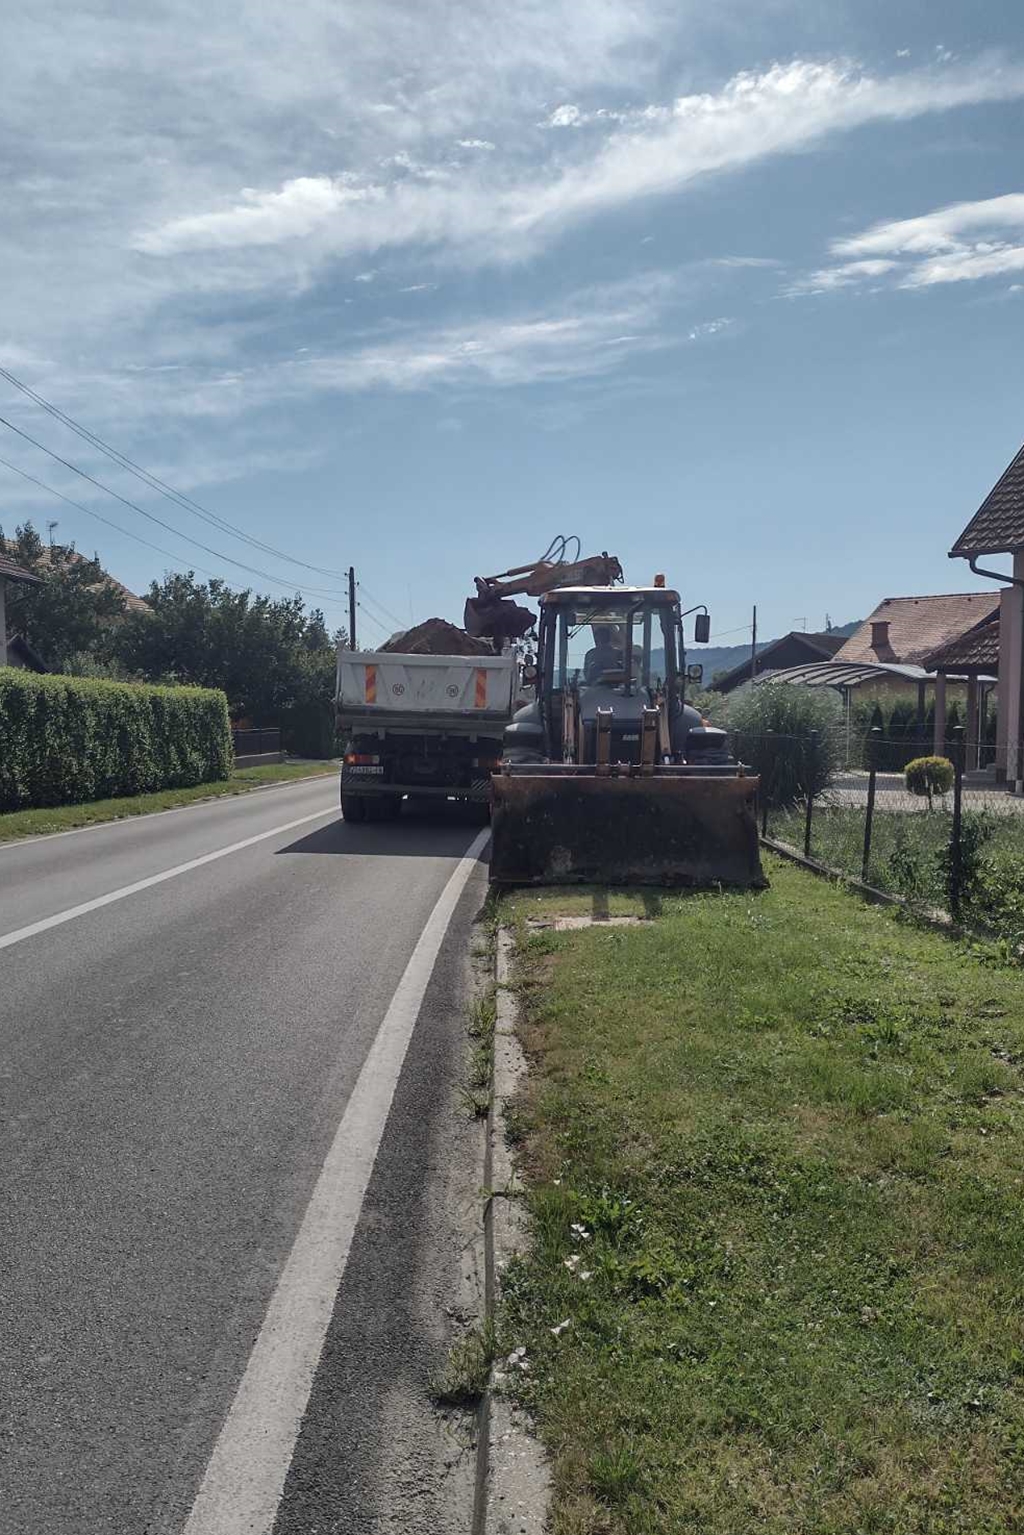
[489,770,765,888]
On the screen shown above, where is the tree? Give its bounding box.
[0,522,127,670]
[113,572,341,739]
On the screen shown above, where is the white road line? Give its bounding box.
[181,827,490,1535]
[0,807,336,951]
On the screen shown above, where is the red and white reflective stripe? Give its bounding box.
[474,668,487,708]
[364,664,377,704]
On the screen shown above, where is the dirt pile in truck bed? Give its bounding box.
[378,617,494,656]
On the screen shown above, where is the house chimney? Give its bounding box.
[871,619,890,652]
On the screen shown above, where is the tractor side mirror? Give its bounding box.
[686,663,704,684]
[693,612,711,644]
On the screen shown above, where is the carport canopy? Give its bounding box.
[752,660,937,688]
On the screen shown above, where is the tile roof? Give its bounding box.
[0,554,43,585]
[922,609,1000,673]
[835,593,1001,667]
[950,442,1024,556]
[0,542,148,609]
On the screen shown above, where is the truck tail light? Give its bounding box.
[472,757,501,771]
[344,753,380,766]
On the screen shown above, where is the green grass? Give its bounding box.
[770,802,1024,944]
[498,859,1024,1534]
[0,761,338,842]
[463,990,497,1118]
[429,1319,497,1407]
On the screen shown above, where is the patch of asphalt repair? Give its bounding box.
[267,864,490,1535]
[478,927,551,1535]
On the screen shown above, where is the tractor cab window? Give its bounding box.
[549,599,677,694]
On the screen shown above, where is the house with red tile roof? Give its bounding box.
[835,593,1001,668]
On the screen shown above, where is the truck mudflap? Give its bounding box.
[489,768,765,888]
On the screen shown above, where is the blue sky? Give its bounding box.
[1,1,1024,647]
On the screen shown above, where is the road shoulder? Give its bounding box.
[269,861,492,1535]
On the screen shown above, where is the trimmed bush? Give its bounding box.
[0,669,232,811]
[905,755,954,809]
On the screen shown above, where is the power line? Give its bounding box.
[0,414,354,602]
[0,454,349,618]
[0,454,220,581]
[0,362,348,580]
[357,582,407,633]
[693,620,754,641]
[356,602,390,638]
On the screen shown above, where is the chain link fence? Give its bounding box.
[751,725,1024,950]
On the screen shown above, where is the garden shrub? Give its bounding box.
[0,668,232,810]
[727,683,840,807]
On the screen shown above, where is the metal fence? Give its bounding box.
[755,726,1024,948]
[231,727,282,758]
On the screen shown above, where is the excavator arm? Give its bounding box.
[464,538,622,648]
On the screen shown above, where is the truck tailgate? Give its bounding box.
[336,650,515,721]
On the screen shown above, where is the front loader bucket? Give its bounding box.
[489,771,765,888]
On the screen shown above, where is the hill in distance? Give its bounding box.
[651,620,861,683]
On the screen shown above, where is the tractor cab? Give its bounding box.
[503,585,729,768]
[544,585,679,696]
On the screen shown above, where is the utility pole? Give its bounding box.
[348,566,357,651]
[750,604,758,681]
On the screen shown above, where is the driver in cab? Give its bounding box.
[583,624,642,684]
[583,624,621,682]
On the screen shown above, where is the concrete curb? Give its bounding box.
[474,927,550,1535]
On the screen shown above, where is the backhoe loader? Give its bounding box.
[487,578,764,888]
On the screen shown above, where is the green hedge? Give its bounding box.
[0,669,233,811]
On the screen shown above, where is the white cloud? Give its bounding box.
[712,255,781,269]
[134,178,380,254]
[263,273,685,394]
[133,56,1024,275]
[84,273,696,416]
[354,269,377,282]
[0,0,668,353]
[799,192,1024,292]
[790,257,899,294]
[546,104,583,127]
[834,192,1024,256]
[3,0,1024,486]
[687,317,733,339]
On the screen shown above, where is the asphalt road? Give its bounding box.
[0,778,490,1534]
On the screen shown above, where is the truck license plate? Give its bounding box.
[348,765,384,775]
